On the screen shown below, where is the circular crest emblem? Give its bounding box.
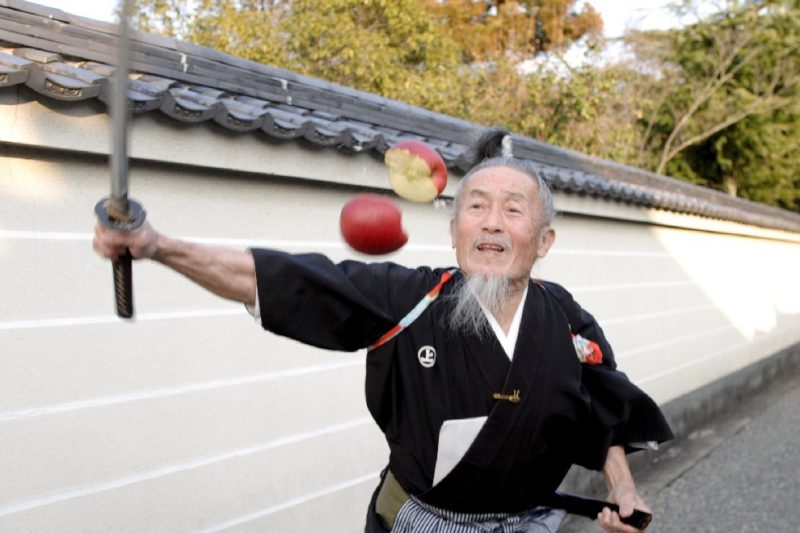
[417,345,437,368]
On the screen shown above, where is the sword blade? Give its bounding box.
[110,0,133,210]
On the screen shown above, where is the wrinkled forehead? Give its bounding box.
[460,166,540,202]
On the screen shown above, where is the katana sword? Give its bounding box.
[95,0,146,319]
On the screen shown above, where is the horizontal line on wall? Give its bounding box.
[1,296,710,332]
[550,249,671,258]
[569,280,693,293]
[636,344,742,387]
[0,230,92,241]
[601,304,717,326]
[198,470,381,532]
[635,327,789,386]
[617,324,735,360]
[0,308,248,330]
[0,359,365,424]
[0,417,373,518]
[2,230,677,257]
[192,236,451,253]
[0,230,452,252]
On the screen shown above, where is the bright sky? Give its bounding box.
[31,0,116,22]
[32,0,702,37]
[579,0,688,38]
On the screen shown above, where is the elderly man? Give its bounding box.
[93,134,672,532]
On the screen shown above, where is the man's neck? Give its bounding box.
[491,279,527,334]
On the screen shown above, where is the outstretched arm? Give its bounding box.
[93,221,256,307]
[598,446,651,532]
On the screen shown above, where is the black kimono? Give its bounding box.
[252,249,672,514]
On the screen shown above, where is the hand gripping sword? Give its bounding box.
[94,0,146,319]
[546,492,653,530]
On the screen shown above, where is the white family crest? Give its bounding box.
[417,345,436,368]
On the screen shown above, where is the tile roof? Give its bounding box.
[2,0,799,233]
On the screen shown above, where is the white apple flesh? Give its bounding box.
[385,140,448,203]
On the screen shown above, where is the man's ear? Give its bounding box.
[537,227,556,258]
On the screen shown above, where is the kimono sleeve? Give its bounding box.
[250,248,399,351]
[541,281,674,468]
[580,364,673,460]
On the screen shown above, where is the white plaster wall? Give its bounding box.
[536,216,800,405]
[2,103,800,531]
[0,149,455,532]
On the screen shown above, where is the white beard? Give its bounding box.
[447,273,514,339]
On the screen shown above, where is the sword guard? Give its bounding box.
[95,197,146,231]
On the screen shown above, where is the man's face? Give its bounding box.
[450,166,555,282]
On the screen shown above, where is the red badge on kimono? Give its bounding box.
[572,334,603,365]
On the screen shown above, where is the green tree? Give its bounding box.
[187,0,289,65]
[631,0,800,209]
[130,0,470,115]
[128,0,195,36]
[281,0,467,114]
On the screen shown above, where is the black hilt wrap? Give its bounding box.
[546,492,652,530]
[113,251,135,318]
[95,197,146,319]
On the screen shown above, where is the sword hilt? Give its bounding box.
[113,251,134,318]
[546,492,653,530]
[95,197,146,319]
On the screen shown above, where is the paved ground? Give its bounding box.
[560,370,800,532]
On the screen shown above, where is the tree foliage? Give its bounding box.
[131,0,471,114]
[427,0,603,62]
[282,0,468,114]
[631,0,800,209]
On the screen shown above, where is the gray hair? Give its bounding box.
[452,156,556,235]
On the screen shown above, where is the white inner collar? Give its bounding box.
[476,283,528,360]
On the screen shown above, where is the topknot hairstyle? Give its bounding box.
[453,128,555,233]
[463,128,512,165]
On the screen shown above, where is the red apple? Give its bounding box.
[385,140,448,203]
[340,193,408,255]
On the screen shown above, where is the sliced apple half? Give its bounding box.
[385,140,448,203]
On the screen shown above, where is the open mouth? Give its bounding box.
[475,242,506,253]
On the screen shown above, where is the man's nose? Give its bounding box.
[482,205,503,232]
